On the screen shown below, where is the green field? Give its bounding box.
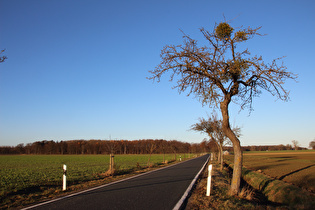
[0,153,192,208]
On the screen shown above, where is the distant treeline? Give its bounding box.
[0,139,211,155]
[0,139,307,155]
[241,144,307,151]
[223,144,307,152]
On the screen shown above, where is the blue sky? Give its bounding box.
[0,0,314,148]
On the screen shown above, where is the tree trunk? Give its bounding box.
[220,98,243,195]
[110,153,115,175]
[212,139,221,165]
[219,143,224,171]
[147,153,152,166]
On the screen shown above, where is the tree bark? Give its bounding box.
[219,143,224,171]
[220,97,243,195]
[212,139,221,165]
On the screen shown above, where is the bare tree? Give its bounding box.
[292,140,299,150]
[191,117,221,163]
[191,115,240,171]
[309,140,315,150]
[157,140,168,163]
[146,140,157,166]
[149,21,297,195]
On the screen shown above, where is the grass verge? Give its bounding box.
[185,163,293,210]
[241,166,315,209]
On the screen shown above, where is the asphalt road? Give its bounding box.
[24,154,209,210]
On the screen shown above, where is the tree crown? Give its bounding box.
[149,22,297,111]
[191,115,240,145]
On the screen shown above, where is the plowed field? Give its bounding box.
[242,151,315,193]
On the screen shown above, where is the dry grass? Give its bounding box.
[238,186,257,201]
[185,163,289,210]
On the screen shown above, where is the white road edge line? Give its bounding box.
[22,156,203,210]
[173,154,210,210]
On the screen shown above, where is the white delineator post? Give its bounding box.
[206,164,212,196]
[63,164,67,191]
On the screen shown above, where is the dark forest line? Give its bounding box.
[0,139,205,155]
[0,139,307,155]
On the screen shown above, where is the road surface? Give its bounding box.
[24,154,209,210]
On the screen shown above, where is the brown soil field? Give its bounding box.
[241,151,315,193]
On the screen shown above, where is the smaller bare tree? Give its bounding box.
[105,140,117,176]
[146,140,157,166]
[191,115,241,171]
[292,140,299,150]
